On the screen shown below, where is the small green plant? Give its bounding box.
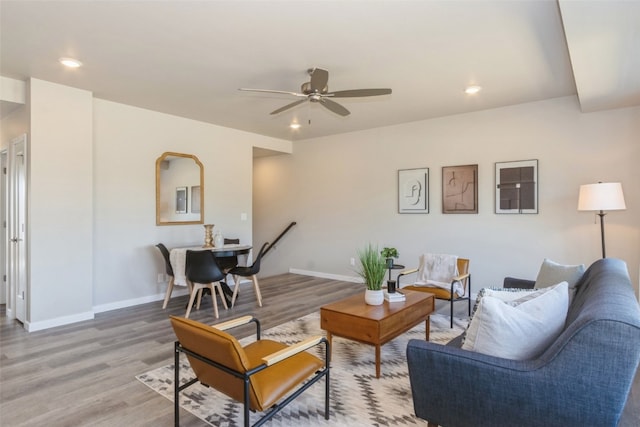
[357,244,387,291]
[381,247,399,267]
[380,247,399,259]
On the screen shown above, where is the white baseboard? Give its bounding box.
[26,311,95,332]
[20,282,257,332]
[289,268,362,284]
[93,288,190,314]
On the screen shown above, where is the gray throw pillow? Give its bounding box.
[534,258,585,291]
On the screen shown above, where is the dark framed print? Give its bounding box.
[398,168,429,213]
[176,187,188,214]
[495,159,538,214]
[442,164,478,214]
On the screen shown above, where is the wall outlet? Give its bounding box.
[350,257,356,266]
[157,273,165,283]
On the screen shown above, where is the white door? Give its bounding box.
[8,135,27,323]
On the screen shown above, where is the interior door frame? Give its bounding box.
[7,134,28,323]
[1,149,7,307]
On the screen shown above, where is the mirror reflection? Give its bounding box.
[156,152,204,225]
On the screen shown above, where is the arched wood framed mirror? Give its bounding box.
[156,152,204,225]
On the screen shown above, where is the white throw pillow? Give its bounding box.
[461,282,569,360]
[461,287,541,345]
[481,287,541,303]
[534,258,585,289]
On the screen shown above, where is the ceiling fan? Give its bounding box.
[239,68,392,117]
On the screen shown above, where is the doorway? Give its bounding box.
[4,134,27,323]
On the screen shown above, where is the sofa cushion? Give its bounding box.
[534,258,585,290]
[461,281,569,360]
[460,287,541,346]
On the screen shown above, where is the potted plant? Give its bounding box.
[357,244,387,305]
[380,247,399,268]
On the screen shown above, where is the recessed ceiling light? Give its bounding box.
[290,123,301,130]
[465,85,482,95]
[59,57,82,68]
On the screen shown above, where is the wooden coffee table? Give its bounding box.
[320,289,435,378]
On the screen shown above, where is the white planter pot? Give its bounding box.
[364,289,384,306]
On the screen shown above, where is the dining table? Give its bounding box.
[169,244,253,290]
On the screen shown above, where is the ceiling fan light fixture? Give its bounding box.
[241,67,391,118]
[465,85,482,94]
[289,123,301,130]
[59,57,83,68]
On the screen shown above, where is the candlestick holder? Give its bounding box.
[203,224,214,248]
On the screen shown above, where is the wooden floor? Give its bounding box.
[1,273,638,426]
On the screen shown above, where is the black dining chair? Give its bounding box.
[185,250,228,319]
[229,242,269,308]
[216,238,240,303]
[216,238,241,271]
[156,243,178,309]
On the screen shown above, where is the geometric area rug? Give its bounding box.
[136,312,467,426]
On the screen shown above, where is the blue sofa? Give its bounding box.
[406,258,640,427]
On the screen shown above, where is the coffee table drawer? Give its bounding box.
[379,305,430,342]
[321,310,379,342]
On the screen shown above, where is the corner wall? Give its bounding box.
[91,99,289,311]
[29,79,94,327]
[254,96,640,296]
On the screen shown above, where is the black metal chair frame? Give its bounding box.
[173,317,330,427]
[448,275,471,327]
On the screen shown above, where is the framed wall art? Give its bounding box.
[442,164,478,214]
[175,187,188,214]
[190,185,201,214]
[495,159,538,214]
[398,168,429,213]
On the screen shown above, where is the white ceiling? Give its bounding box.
[1,1,638,142]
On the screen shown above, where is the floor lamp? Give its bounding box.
[577,182,626,258]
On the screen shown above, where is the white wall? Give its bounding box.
[2,77,292,330]
[91,99,289,311]
[29,79,94,326]
[254,96,640,296]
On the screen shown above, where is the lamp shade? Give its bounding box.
[578,182,626,211]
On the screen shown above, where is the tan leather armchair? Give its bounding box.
[170,315,330,426]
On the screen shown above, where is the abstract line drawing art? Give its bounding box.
[442,164,478,214]
[398,168,429,213]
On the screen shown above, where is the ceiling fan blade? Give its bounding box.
[329,88,392,98]
[270,99,307,115]
[320,98,350,116]
[309,68,329,92]
[239,88,305,97]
